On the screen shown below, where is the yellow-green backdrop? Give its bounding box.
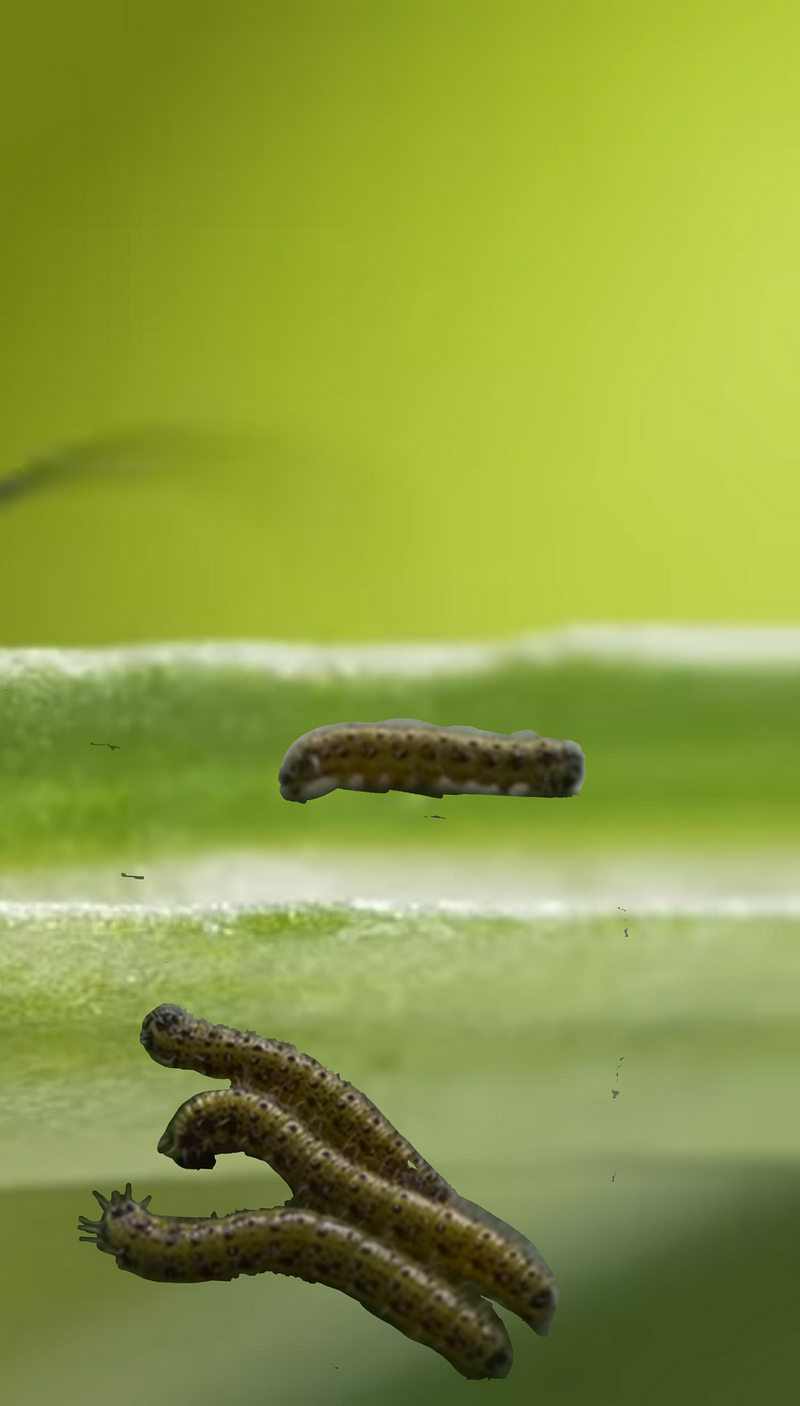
[2,8,799,1406]
[2,0,799,643]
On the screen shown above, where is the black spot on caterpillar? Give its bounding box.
[78,1187,514,1381]
[278,719,586,803]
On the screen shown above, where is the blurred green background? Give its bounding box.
[1,4,799,1405]
[2,0,800,642]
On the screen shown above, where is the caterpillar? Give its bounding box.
[278,719,585,803]
[78,1187,513,1381]
[140,1004,451,1203]
[157,1086,558,1333]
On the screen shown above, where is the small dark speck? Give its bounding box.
[121,873,144,879]
[611,1089,619,1098]
[423,815,446,820]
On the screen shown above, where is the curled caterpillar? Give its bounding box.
[140,1003,451,1203]
[78,1186,513,1381]
[157,1086,558,1333]
[278,719,586,803]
